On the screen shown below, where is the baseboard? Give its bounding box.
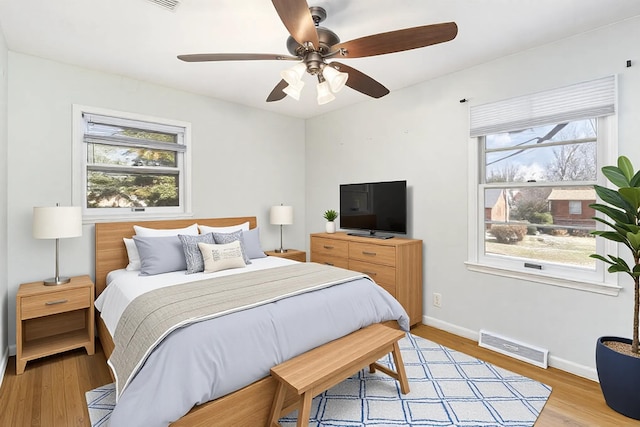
[0,346,8,389]
[423,315,598,382]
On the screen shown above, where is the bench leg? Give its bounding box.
[268,381,286,427]
[296,391,313,427]
[391,341,410,394]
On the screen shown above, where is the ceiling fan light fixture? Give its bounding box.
[316,81,336,105]
[280,62,307,86]
[283,79,305,101]
[322,66,348,93]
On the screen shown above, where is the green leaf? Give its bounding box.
[593,216,633,235]
[619,187,640,212]
[627,231,640,251]
[608,264,631,274]
[591,203,631,224]
[630,170,640,188]
[594,184,635,213]
[608,255,631,271]
[602,165,630,188]
[618,156,635,182]
[590,254,614,265]
[591,230,628,243]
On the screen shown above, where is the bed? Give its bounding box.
[94,216,409,427]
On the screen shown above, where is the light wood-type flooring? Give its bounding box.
[0,324,637,426]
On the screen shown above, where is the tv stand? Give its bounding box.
[347,231,394,240]
[310,232,423,326]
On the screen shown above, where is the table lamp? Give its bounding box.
[33,204,83,285]
[270,204,293,253]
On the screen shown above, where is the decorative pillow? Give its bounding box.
[178,233,215,274]
[133,235,187,276]
[242,227,267,259]
[133,223,199,237]
[123,238,141,271]
[211,230,252,265]
[198,222,250,234]
[198,241,247,273]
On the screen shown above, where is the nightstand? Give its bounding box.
[16,275,95,374]
[265,249,307,262]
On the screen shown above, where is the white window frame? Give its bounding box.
[465,77,622,296]
[72,105,192,221]
[568,200,582,215]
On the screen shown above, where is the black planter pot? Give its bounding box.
[595,336,640,420]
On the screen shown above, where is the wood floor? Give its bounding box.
[0,324,637,426]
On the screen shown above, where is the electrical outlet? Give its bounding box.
[433,292,442,308]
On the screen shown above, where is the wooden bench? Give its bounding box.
[267,323,410,427]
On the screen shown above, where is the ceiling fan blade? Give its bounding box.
[332,22,458,59]
[329,62,389,99]
[271,0,319,48]
[177,53,299,62]
[266,79,289,102]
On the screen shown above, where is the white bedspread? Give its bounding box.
[95,256,296,335]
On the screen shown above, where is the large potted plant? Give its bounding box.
[590,155,640,420]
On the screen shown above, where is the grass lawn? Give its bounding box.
[486,233,596,267]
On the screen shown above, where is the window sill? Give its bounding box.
[464,262,622,296]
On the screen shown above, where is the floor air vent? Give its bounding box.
[479,330,548,369]
[146,0,180,11]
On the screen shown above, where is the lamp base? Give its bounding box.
[43,276,71,286]
[274,249,289,253]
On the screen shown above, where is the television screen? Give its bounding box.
[339,180,407,237]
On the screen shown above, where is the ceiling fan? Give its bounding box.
[177,0,458,104]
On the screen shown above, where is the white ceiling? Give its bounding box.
[1,0,639,119]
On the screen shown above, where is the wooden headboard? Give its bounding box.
[94,216,257,296]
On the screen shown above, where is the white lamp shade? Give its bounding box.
[316,81,336,105]
[33,206,83,239]
[270,205,293,225]
[280,62,307,86]
[322,66,349,93]
[283,79,305,101]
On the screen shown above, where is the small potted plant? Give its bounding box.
[323,209,339,234]
[590,155,640,420]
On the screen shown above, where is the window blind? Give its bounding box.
[470,75,616,137]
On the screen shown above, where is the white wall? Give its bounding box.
[0,25,9,381]
[306,17,640,379]
[6,52,306,351]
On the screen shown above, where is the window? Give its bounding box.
[467,76,621,294]
[73,105,191,219]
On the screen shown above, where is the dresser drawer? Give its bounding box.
[311,237,349,258]
[349,242,396,267]
[20,287,91,320]
[349,259,396,292]
[311,253,349,269]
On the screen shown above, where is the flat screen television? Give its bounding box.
[339,180,407,238]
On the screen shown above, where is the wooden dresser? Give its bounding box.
[310,232,423,326]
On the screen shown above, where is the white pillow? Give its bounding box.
[198,241,247,273]
[198,222,250,234]
[123,238,141,271]
[133,223,199,237]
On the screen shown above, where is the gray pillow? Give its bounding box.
[133,235,187,276]
[211,230,252,265]
[178,233,215,274]
[242,228,267,259]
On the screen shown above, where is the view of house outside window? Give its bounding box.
[481,118,597,269]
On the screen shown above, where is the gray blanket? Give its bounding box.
[110,263,366,397]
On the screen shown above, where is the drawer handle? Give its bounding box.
[362,251,377,256]
[323,245,334,250]
[45,299,68,306]
[363,271,377,276]
[324,262,334,266]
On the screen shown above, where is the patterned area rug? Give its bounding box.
[86,333,551,426]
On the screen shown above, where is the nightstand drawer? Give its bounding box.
[349,259,396,291]
[21,287,91,320]
[311,237,349,258]
[349,242,396,267]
